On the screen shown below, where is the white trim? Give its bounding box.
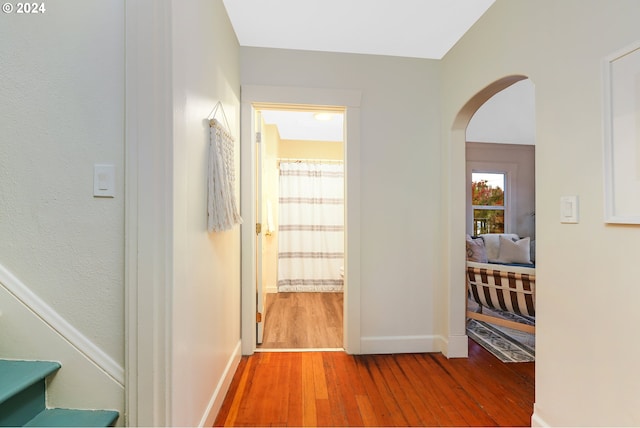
[360,335,441,354]
[240,85,362,355]
[449,76,530,363]
[602,40,640,224]
[255,347,344,353]
[531,404,550,427]
[198,341,242,428]
[442,334,469,358]
[265,285,278,294]
[125,0,173,426]
[466,161,518,235]
[0,263,124,384]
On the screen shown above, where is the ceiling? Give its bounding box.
[225,0,496,142]
[261,110,345,142]
[222,0,495,60]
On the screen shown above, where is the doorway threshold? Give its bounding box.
[255,347,345,353]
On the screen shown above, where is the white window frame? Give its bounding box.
[471,171,506,235]
[466,161,517,236]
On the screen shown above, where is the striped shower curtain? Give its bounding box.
[277,161,344,292]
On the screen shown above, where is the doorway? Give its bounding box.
[255,106,345,350]
[239,85,362,356]
[450,75,535,353]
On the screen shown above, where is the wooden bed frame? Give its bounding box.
[466,261,535,334]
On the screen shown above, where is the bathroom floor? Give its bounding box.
[259,292,343,349]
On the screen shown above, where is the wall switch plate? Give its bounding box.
[94,164,115,198]
[560,195,578,223]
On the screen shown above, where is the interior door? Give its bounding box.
[255,110,265,344]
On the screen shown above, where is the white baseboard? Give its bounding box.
[360,335,440,354]
[199,341,242,427]
[265,285,278,294]
[531,404,549,427]
[442,334,469,358]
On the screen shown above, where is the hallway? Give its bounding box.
[215,340,534,426]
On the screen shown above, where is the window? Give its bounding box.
[471,172,505,235]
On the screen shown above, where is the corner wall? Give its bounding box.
[441,0,640,425]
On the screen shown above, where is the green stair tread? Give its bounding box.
[0,359,61,404]
[24,408,119,427]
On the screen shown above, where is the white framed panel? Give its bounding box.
[603,40,640,224]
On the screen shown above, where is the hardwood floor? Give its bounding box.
[214,341,535,427]
[259,292,343,349]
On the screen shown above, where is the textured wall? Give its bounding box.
[0,0,125,365]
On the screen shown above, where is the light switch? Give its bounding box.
[94,164,115,198]
[560,195,578,223]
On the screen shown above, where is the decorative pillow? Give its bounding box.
[479,233,520,262]
[496,236,532,264]
[466,234,488,263]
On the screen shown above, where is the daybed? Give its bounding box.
[465,233,536,334]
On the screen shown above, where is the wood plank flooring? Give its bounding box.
[259,292,343,349]
[214,340,535,427]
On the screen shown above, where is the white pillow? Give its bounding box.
[496,236,532,264]
[480,233,520,262]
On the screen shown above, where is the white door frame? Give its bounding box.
[124,0,173,425]
[240,85,362,355]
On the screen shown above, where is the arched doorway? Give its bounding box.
[447,75,532,357]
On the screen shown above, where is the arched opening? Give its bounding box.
[448,75,533,358]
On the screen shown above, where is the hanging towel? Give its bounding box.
[208,119,242,232]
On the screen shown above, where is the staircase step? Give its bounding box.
[0,359,118,427]
[0,359,61,426]
[0,359,61,404]
[24,408,119,427]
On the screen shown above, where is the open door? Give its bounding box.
[255,110,265,344]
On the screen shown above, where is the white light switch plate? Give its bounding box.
[94,164,115,198]
[560,195,578,223]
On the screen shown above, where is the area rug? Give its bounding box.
[467,300,536,363]
[467,319,535,363]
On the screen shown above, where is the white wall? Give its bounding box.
[441,0,640,425]
[170,1,242,426]
[0,0,125,418]
[0,0,124,368]
[241,48,444,353]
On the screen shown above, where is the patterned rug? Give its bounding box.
[466,300,535,363]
